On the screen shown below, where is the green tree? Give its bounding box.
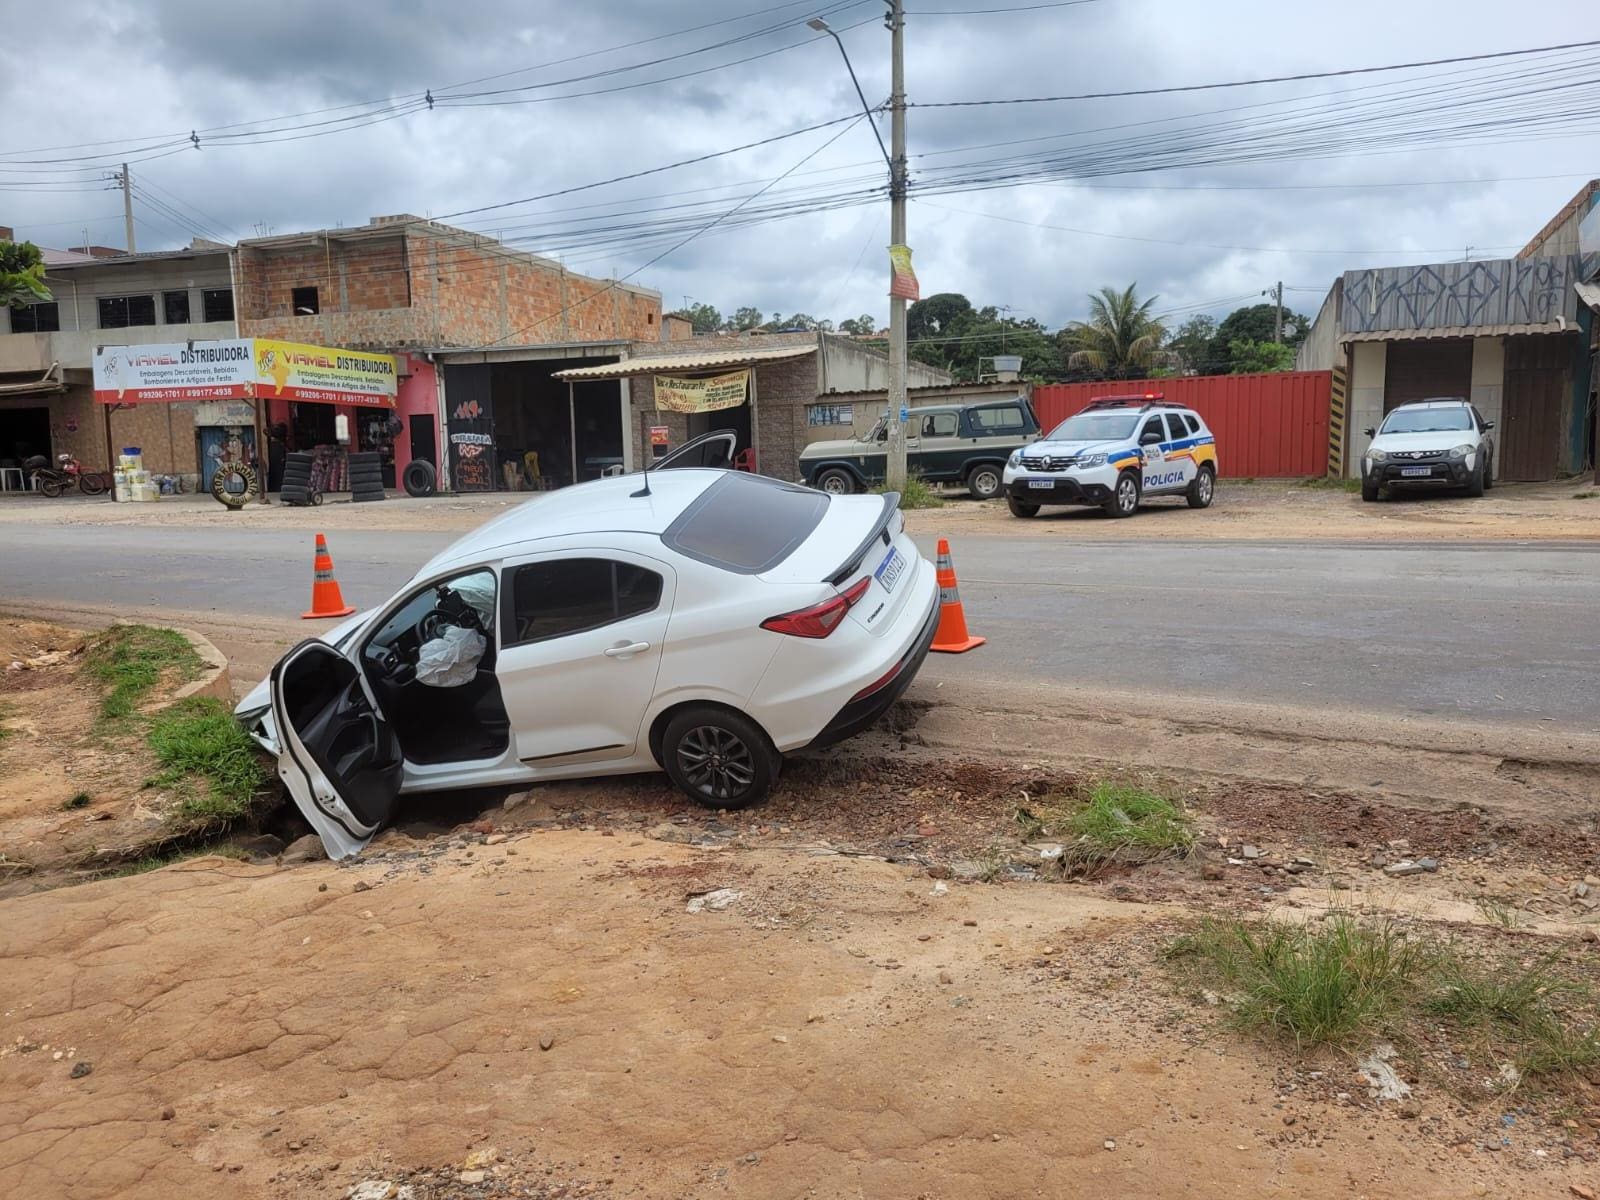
[1167,314,1219,374]
[1211,302,1308,362]
[668,302,723,334]
[729,306,764,331]
[0,239,51,309]
[838,313,876,335]
[1060,284,1167,380]
[1227,339,1296,374]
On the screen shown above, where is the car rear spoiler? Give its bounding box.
[825,492,899,586]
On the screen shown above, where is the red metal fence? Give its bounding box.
[1031,371,1332,478]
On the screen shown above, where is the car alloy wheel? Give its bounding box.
[968,467,1000,500]
[676,725,756,801]
[817,469,854,496]
[1116,475,1138,515]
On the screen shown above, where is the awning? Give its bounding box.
[1576,281,1600,312]
[552,343,815,381]
[1343,320,1575,343]
[0,362,65,397]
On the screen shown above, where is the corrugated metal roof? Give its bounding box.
[1344,321,1575,342]
[551,343,815,381]
[1576,281,1600,311]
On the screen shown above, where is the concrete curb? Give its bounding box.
[170,625,233,705]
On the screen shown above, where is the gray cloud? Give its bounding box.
[3,0,1594,333]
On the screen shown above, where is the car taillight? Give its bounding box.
[761,577,871,639]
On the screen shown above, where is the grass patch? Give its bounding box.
[1018,780,1194,870]
[1473,895,1521,930]
[146,697,269,829]
[1574,490,1597,500]
[872,475,946,509]
[1168,913,1600,1082]
[82,625,202,720]
[61,791,91,811]
[1168,914,1429,1046]
[1295,475,1362,493]
[109,842,251,878]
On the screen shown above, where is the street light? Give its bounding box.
[807,8,910,489]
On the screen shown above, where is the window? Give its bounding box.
[1379,407,1473,434]
[969,404,1026,433]
[807,403,854,427]
[506,558,663,645]
[1183,413,1201,434]
[97,294,156,329]
[9,302,59,333]
[163,290,190,325]
[663,472,829,574]
[291,286,320,315]
[202,288,234,322]
[1139,416,1165,444]
[920,412,958,437]
[1164,413,1188,441]
[1046,411,1139,442]
[361,569,498,674]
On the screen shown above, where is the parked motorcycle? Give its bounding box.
[24,454,110,498]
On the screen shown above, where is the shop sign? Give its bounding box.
[254,339,397,408]
[649,425,670,446]
[653,370,748,414]
[94,340,255,404]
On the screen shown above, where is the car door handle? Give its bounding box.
[603,641,651,657]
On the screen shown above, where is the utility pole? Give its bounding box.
[117,163,136,254]
[1269,280,1283,343]
[885,0,909,490]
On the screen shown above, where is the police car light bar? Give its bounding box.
[1083,392,1166,411]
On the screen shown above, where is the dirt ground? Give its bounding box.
[2,476,1595,541]
[0,621,226,893]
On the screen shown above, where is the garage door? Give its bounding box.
[1500,335,1568,481]
[1382,339,1473,412]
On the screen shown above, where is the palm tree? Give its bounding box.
[1062,285,1167,379]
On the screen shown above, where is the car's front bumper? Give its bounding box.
[1364,459,1472,487]
[808,589,940,749]
[1004,476,1113,505]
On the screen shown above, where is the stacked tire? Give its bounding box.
[279,452,319,507]
[347,451,386,503]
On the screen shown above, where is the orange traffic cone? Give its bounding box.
[302,533,356,619]
[930,538,985,653]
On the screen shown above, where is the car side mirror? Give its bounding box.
[1483,421,1495,431]
[1363,427,1375,438]
[1140,432,1162,446]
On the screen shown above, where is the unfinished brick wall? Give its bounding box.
[235,224,660,353]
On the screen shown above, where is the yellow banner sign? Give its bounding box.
[254,338,398,408]
[654,370,749,414]
[889,243,920,301]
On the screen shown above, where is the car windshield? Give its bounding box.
[1380,408,1473,434]
[662,472,830,574]
[1045,411,1141,442]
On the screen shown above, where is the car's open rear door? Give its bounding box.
[269,640,403,859]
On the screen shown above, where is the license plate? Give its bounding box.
[1027,480,1055,489]
[1400,467,1432,477]
[874,546,905,593]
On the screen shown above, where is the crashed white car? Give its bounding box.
[236,438,940,859]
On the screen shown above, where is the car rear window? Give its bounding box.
[662,473,830,574]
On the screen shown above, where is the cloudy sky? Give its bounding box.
[3,0,1595,333]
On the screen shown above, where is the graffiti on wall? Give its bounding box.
[1341,254,1581,334]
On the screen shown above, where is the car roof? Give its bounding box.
[908,397,1025,414]
[417,469,725,576]
[1391,397,1469,408]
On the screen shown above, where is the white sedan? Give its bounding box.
[235,441,939,859]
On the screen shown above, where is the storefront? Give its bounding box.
[92,338,398,496]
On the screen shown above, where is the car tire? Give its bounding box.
[661,705,780,810]
[1482,453,1494,491]
[1465,458,1485,497]
[966,464,1002,500]
[1186,465,1215,509]
[1007,494,1040,518]
[816,468,857,496]
[402,459,437,498]
[1361,479,1381,502]
[1103,471,1139,518]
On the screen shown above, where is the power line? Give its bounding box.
[910,38,1600,106]
[912,0,1101,12]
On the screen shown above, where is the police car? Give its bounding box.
[1001,395,1218,518]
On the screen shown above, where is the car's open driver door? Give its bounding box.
[269,640,403,859]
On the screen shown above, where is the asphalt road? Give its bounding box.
[3,524,1597,732]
